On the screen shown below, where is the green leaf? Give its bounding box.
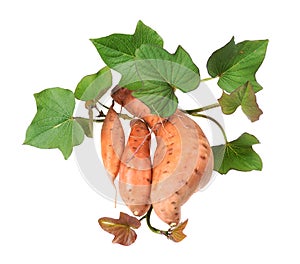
[119,44,200,117]
[132,81,178,117]
[218,82,263,122]
[75,117,93,138]
[206,37,237,77]
[24,88,84,159]
[207,37,268,92]
[98,212,141,246]
[128,45,199,116]
[74,66,112,101]
[212,133,263,174]
[90,20,164,91]
[134,44,200,93]
[91,21,200,117]
[90,20,163,68]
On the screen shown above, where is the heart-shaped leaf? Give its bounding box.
[90,20,163,68]
[24,88,84,159]
[98,212,141,246]
[91,21,200,117]
[132,81,178,117]
[134,44,200,93]
[207,37,268,92]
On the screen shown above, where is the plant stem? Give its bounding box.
[191,113,228,143]
[146,206,168,237]
[98,102,110,110]
[93,119,105,123]
[74,117,105,123]
[185,102,220,114]
[139,214,147,222]
[200,77,216,82]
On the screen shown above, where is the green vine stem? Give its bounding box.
[184,102,220,115]
[98,102,110,110]
[200,76,216,82]
[144,206,169,237]
[190,113,228,143]
[74,117,105,123]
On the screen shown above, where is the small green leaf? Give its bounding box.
[132,81,178,117]
[98,212,141,246]
[90,20,163,69]
[74,66,112,101]
[212,133,263,174]
[75,117,93,138]
[218,82,263,122]
[207,37,268,92]
[134,44,200,93]
[24,88,84,159]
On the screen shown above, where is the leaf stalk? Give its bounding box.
[185,102,220,114]
[145,206,169,237]
[190,113,228,143]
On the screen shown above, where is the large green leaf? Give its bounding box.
[212,133,263,174]
[24,88,84,159]
[90,20,163,68]
[74,66,112,101]
[134,44,200,92]
[218,82,263,122]
[132,81,178,117]
[90,21,200,117]
[207,37,268,92]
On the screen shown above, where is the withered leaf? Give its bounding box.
[218,82,263,122]
[168,219,188,242]
[98,212,141,246]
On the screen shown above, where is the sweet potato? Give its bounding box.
[111,87,214,224]
[119,119,152,216]
[101,106,125,182]
[111,86,164,130]
[151,110,213,225]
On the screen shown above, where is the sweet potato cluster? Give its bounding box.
[101,87,213,226]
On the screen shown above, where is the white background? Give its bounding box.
[1,0,299,263]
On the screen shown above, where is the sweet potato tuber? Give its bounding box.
[101,105,125,182]
[111,86,214,225]
[119,119,152,216]
[111,86,164,130]
[151,110,213,225]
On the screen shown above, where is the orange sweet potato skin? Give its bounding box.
[119,119,152,216]
[111,86,164,130]
[111,87,214,224]
[151,110,213,225]
[101,106,125,181]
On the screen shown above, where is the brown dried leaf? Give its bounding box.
[98,212,141,246]
[168,219,188,242]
